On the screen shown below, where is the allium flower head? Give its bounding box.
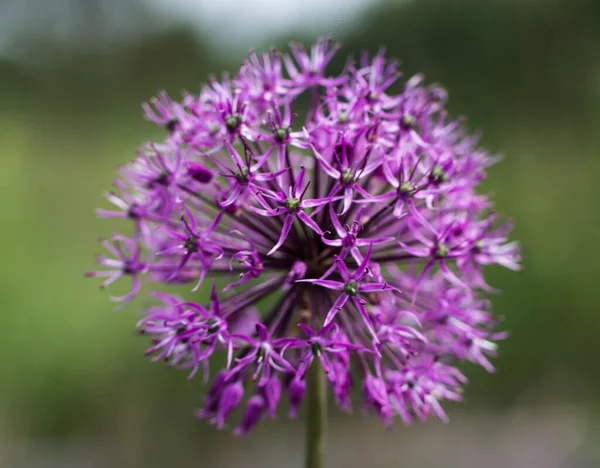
[87,38,520,434]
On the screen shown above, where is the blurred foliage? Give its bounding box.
[0,0,599,448]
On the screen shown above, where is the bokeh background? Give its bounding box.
[1,0,599,466]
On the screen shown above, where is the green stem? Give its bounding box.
[305,360,327,468]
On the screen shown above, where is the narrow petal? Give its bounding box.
[329,204,347,238]
[398,242,430,257]
[297,210,323,234]
[354,244,373,279]
[267,214,294,256]
[352,298,379,343]
[296,279,344,290]
[333,255,351,282]
[359,282,396,293]
[301,196,341,209]
[341,188,353,214]
[310,144,340,178]
[293,166,306,196]
[323,294,349,326]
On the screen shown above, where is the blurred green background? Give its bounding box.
[1,0,599,466]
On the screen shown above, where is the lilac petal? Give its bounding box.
[410,128,428,147]
[393,199,406,218]
[257,189,286,203]
[297,210,323,234]
[333,256,351,282]
[250,145,274,172]
[319,321,339,337]
[310,144,340,178]
[411,259,435,304]
[216,382,244,429]
[267,214,294,256]
[341,188,353,214]
[224,140,245,167]
[381,159,400,188]
[221,184,244,207]
[319,354,332,374]
[181,204,199,233]
[272,337,303,349]
[352,297,379,343]
[349,247,364,266]
[110,275,141,303]
[96,272,121,288]
[288,378,306,418]
[440,261,467,288]
[276,145,288,175]
[356,236,394,246]
[179,301,211,317]
[234,395,266,436]
[360,157,384,178]
[191,265,207,292]
[318,262,338,280]
[255,322,269,342]
[354,244,373,279]
[297,279,344,290]
[156,244,184,256]
[230,334,258,346]
[226,341,234,369]
[254,167,288,181]
[354,185,394,203]
[210,280,221,316]
[407,200,436,234]
[262,377,282,418]
[298,323,316,338]
[359,282,395,293]
[328,204,347,238]
[270,353,296,373]
[293,166,306,196]
[227,353,256,376]
[321,237,343,247]
[96,209,127,219]
[398,242,430,257]
[323,294,349,326]
[301,196,340,209]
[428,396,449,423]
[250,206,281,217]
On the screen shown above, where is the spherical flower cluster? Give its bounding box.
[87,39,520,434]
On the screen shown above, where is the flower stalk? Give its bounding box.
[305,359,327,468]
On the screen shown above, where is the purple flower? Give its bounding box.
[299,245,397,340]
[86,235,147,305]
[363,374,393,426]
[259,102,309,171]
[287,376,306,418]
[223,230,264,291]
[321,205,394,268]
[157,205,224,291]
[309,128,384,214]
[197,375,244,429]
[88,40,519,433]
[139,282,234,380]
[234,394,266,436]
[143,91,184,132]
[287,323,362,409]
[253,166,340,255]
[292,323,361,375]
[229,323,295,386]
[283,38,346,90]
